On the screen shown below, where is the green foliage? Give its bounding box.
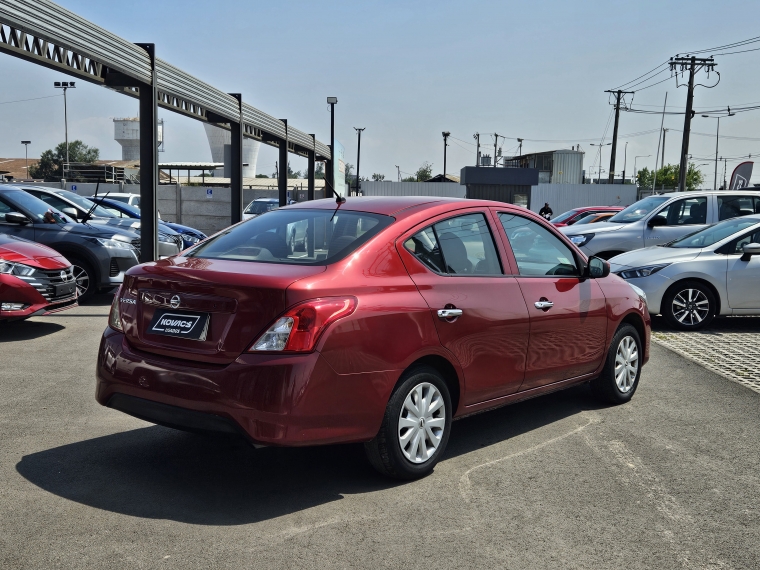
[255,173,269,178]
[636,163,705,191]
[315,162,325,179]
[414,161,433,182]
[28,140,99,181]
[401,176,417,182]
[371,173,385,181]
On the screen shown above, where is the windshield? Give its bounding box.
[3,190,70,223]
[55,190,115,218]
[573,212,609,225]
[551,210,579,224]
[607,196,669,223]
[668,217,760,249]
[188,209,393,265]
[244,201,279,215]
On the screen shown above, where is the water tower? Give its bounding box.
[203,123,260,178]
[113,118,163,161]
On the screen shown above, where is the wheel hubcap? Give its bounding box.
[398,382,446,464]
[672,288,709,326]
[71,265,89,297]
[615,336,639,393]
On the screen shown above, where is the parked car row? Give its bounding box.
[557,191,760,330]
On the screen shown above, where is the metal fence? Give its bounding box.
[359,181,466,198]
[528,184,638,214]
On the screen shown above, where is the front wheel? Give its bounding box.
[662,280,716,330]
[68,257,96,303]
[590,324,642,405]
[364,366,452,480]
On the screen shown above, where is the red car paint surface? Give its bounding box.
[0,233,78,320]
[551,206,624,227]
[96,197,650,446]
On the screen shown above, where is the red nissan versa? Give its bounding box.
[0,233,77,321]
[551,206,624,227]
[97,197,650,479]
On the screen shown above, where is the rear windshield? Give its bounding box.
[551,210,579,224]
[244,201,279,215]
[187,208,394,265]
[607,196,669,223]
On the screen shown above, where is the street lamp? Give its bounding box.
[702,110,735,191]
[327,97,337,194]
[54,81,75,168]
[622,141,629,184]
[442,131,450,180]
[633,155,651,185]
[21,141,31,180]
[354,127,365,195]
[590,143,611,184]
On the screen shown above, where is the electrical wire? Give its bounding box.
[0,94,62,105]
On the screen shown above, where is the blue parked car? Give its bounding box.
[89,196,207,249]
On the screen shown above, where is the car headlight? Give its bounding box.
[0,259,36,276]
[629,283,647,305]
[568,233,594,247]
[158,233,174,244]
[88,237,136,250]
[182,234,201,244]
[618,264,670,279]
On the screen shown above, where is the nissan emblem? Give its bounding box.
[170,295,181,309]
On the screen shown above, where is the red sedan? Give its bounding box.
[551,206,624,227]
[0,233,77,321]
[97,197,650,479]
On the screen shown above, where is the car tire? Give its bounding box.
[590,324,642,405]
[662,280,716,330]
[68,257,96,303]
[364,366,452,480]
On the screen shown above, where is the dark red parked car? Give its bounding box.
[97,197,650,479]
[551,206,624,227]
[0,233,77,321]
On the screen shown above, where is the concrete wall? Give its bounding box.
[359,181,466,198]
[528,183,637,215]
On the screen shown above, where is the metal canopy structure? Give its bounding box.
[0,0,331,261]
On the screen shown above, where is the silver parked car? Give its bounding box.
[609,214,760,329]
[561,191,760,259]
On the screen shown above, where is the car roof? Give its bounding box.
[657,190,760,198]
[572,205,623,212]
[287,196,468,216]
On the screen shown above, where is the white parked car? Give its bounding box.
[561,191,760,259]
[243,197,295,221]
[94,193,161,218]
[609,214,760,329]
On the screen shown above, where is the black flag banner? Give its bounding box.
[729,161,754,190]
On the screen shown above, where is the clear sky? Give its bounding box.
[2,0,760,185]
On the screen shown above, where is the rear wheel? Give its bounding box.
[364,366,452,480]
[68,257,96,303]
[590,324,642,405]
[662,280,716,330]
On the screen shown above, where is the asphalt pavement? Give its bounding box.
[1,295,759,569]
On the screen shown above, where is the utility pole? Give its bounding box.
[395,165,400,182]
[473,132,480,166]
[327,97,337,193]
[21,141,30,180]
[670,56,717,192]
[517,138,523,156]
[442,131,450,179]
[493,133,498,167]
[354,127,365,195]
[622,141,628,184]
[661,128,668,166]
[604,89,634,184]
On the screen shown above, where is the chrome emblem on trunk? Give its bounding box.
[170,295,181,309]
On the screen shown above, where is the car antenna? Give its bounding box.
[324,177,345,221]
[82,178,112,222]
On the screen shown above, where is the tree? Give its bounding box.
[414,161,433,182]
[401,175,417,182]
[315,162,325,179]
[371,173,385,181]
[255,173,269,178]
[29,140,99,181]
[636,163,704,191]
[287,162,301,179]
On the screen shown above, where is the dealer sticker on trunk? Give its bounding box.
[148,309,210,341]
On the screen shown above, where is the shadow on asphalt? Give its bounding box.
[16,384,601,525]
[0,320,65,342]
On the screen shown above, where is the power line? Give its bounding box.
[0,94,62,105]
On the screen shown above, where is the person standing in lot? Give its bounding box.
[539,202,553,221]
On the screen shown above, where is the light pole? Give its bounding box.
[590,142,611,184]
[327,97,337,194]
[633,155,651,186]
[21,141,31,180]
[354,127,365,195]
[54,81,75,168]
[395,165,400,182]
[442,131,450,180]
[702,111,735,190]
[622,141,629,184]
[517,138,523,156]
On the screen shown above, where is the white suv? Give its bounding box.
[560,191,760,259]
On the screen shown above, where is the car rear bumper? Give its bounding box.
[96,328,396,446]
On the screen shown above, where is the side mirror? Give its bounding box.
[61,207,79,218]
[740,243,760,262]
[588,256,610,278]
[5,212,29,224]
[647,216,667,228]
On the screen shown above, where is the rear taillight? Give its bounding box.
[249,297,357,353]
[108,290,123,332]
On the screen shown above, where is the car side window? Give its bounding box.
[653,197,708,226]
[29,192,70,213]
[0,199,13,215]
[498,213,577,276]
[726,229,760,255]
[404,213,502,275]
[718,195,759,221]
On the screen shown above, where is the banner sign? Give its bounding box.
[729,161,754,190]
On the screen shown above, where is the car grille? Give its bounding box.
[16,267,77,303]
[110,258,120,277]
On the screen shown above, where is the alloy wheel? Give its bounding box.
[615,335,639,393]
[672,288,710,326]
[397,382,446,464]
[71,265,90,297]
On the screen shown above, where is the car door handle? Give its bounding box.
[437,308,463,319]
[534,300,554,310]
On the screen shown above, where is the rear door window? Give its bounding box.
[498,213,578,276]
[652,197,708,226]
[718,195,760,221]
